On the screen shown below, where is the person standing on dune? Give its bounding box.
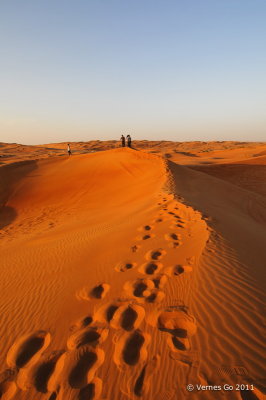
[126,135,132,148]
[67,143,71,156]
[120,135,125,147]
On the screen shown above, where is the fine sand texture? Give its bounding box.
[0,141,265,400]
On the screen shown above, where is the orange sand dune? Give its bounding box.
[189,155,266,197]
[0,143,265,400]
[1,140,266,167]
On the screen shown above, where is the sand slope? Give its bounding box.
[168,162,266,399]
[0,143,265,400]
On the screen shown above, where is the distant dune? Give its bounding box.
[0,141,265,400]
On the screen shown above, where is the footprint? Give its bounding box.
[165,233,180,241]
[143,262,160,275]
[167,335,190,352]
[158,310,197,337]
[152,274,168,289]
[143,225,152,231]
[95,301,145,331]
[137,225,153,233]
[33,351,65,393]
[7,331,51,369]
[165,233,182,247]
[171,212,179,218]
[105,304,119,322]
[133,355,160,397]
[133,281,153,297]
[67,328,108,350]
[94,302,120,324]
[165,265,193,277]
[137,233,155,241]
[69,352,100,388]
[131,245,140,253]
[78,377,102,400]
[145,249,166,261]
[16,350,65,392]
[46,348,104,393]
[70,315,94,332]
[53,347,104,390]
[114,331,150,368]
[145,290,165,304]
[123,280,164,304]
[176,223,184,228]
[90,284,110,299]
[174,265,192,275]
[139,262,163,275]
[168,242,182,249]
[46,353,67,393]
[120,307,139,331]
[77,284,110,301]
[115,262,136,272]
[142,234,151,240]
[124,278,155,299]
[147,309,196,353]
[111,304,145,331]
[171,222,185,229]
[122,331,148,366]
[134,365,146,396]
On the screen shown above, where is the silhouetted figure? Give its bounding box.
[67,143,71,156]
[121,135,125,147]
[126,135,132,148]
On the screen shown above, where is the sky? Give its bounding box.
[0,0,265,144]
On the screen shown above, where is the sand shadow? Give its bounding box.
[186,162,266,197]
[0,206,17,230]
[0,160,37,229]
[174,151,199,157]
[122,331,145,366]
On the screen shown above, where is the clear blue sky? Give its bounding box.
[0,0,265,144]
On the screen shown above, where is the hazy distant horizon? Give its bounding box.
[2,138,265,147]
[1,0,265,144]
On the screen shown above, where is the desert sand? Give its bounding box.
[0,140,265,400]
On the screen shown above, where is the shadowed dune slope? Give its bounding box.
[168,160,266,397]
[189,155,266,197]
[168,160,266,279]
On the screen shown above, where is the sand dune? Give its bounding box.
[0,142,265,400]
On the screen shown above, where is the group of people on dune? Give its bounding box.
[120,134,132,148]
[67,135,132,155]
